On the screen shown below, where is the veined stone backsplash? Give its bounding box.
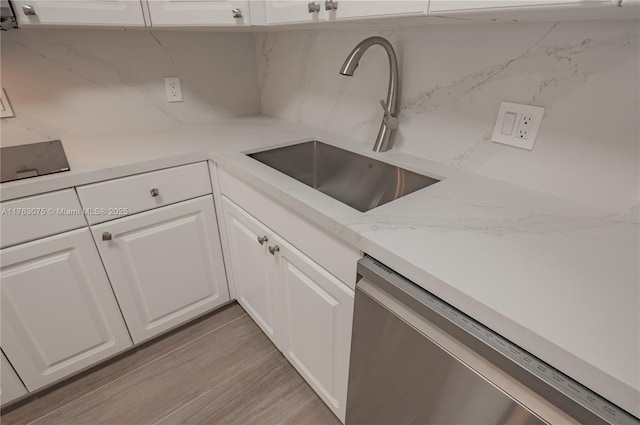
[255,20,639,215]
[1,29,260,145]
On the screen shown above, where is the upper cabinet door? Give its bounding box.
[329,0,427,20]
[428,0,611,13]
[1,228,133,391]
[264,0,326,24]
[12,0,146,26]
[146,0,250,26]
[92,196,230,344]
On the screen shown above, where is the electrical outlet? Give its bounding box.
[516,114,535,139]
[491,102,545,150]
[164,77,183,103]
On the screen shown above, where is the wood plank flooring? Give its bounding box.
[1,302,341,425]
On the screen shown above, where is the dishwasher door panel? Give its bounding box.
[346,282,545,425]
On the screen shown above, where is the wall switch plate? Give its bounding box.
[491,102,545,150]
[164,77,183,103]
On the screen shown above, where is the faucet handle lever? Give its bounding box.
[380,100,398,130]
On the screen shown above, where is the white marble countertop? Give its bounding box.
[2,115,638,417]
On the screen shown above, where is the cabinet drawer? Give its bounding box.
[77,162,211,224]
[1,189,86,249]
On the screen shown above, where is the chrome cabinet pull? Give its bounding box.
[150,188,160,197]
[232,8,242,18]
[257,235,268,245]
[308,2,320,13]
[102,232,112,241]
[22,5,36,15]
[268,245,280,255]
[325,0,338,10]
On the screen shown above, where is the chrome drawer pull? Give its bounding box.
[22,5,36,15]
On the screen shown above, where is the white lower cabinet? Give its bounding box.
[222,196,280,348]
[0,228,133,391]
[1,352,27,406]
[92,195,229,344]
[277,234,354,422]
[221,196,353,422]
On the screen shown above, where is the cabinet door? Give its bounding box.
[92,196,229,344]
[276,235,354,423]
[0,229,132,391]
[221,196,280,348]
[265,0,325,24]
[1,352,27,406]
[12,0,146,26]
[146,0,250,27]
[428,0,609,13]
[330,0,426,20]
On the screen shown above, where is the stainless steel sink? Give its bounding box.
[248,141,440,212]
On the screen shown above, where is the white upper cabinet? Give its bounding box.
[1,228,133,391]
[262,0,326,24]
[11,0,633,27]
[328,0,427,20]
[146,0,250,27]
[256,0,427,24]
[430,0,595,12]
[12,0,146,26]
[428,0,623,20]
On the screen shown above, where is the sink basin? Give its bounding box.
[248,141,440,212]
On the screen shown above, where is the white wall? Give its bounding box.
[1,28,260,145]
[255,21,639,214]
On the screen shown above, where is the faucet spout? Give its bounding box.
[339,36,399,152]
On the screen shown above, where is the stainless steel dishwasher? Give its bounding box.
[346,256,639,425]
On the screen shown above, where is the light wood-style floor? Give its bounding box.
[1,302,341,425]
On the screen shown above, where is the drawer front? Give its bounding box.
[1,189,86,249]
[77,162,211,224]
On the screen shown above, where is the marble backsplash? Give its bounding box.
[1,29,260,146]
[255,20,639,215]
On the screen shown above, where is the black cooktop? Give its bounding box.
[1,140,70,183]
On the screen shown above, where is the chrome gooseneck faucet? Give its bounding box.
[339,36,399,152]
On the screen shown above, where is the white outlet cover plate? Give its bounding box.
[164,76,183,103]
[491,101,545,150]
